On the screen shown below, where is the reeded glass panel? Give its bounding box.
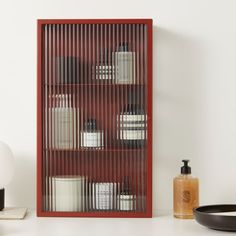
[42,23,148,213]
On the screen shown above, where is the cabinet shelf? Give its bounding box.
[44,148,144,152]
[44,83,146,87]
[38,211,149,218]
[44,148,146,152]
[37,19,152,218]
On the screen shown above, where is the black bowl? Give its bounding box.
[194,205,236,231]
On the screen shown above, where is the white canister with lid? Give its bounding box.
[51,176,85,212]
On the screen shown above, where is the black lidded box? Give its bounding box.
[55,56,87,84]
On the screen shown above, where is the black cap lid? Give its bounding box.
[128,91,137,104]
[84,118,97,131]
[119,42,129,52]
[123,103,144,115]
[181,159,191,174]
[121,176,132,194]
[122,92,145,114]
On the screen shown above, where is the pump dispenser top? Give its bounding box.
[181,160,191,174]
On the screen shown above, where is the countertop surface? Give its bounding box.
[0,210,234,236]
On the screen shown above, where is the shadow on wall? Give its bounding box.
[6,155,36,209]
[153,26,206,212]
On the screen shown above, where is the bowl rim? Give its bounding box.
[194,204,236,218]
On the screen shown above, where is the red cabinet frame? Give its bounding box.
[37,19,153,217]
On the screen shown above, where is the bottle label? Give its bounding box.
[118,114,147,122]
[93,183,116,210]
[50,108,79,149]
[80,132,104,148]
[182,190,191,203]
[114,52,135,84]
[118,114,147,140]
[119,195,136,211]
[93,65,115,80]
[119,130,146,140]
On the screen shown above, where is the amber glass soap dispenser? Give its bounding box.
[173,160,199,219]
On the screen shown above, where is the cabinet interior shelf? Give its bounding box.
[44,148,146,152]
[44,83,146,87]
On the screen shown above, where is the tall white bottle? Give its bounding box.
[49,94,79,150]
[114,42,135,84]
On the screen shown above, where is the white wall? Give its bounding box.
[1,0,236,212]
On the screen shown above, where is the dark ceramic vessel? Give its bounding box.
[194,205,236,231]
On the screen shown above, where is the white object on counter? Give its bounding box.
[0,207,27,219]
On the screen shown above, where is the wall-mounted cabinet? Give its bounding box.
[37,19,153,217]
